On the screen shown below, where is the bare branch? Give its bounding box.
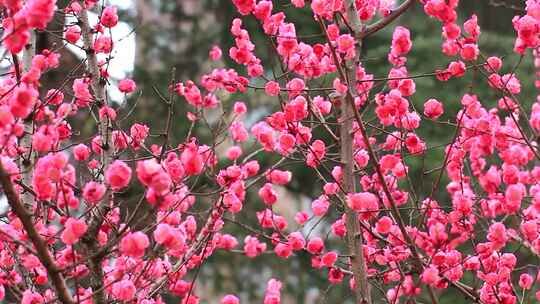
[0,163,74,304]
[342,1,371,303]
[361,0,415,39]
[78,3,114,303]
[19,31,36,209]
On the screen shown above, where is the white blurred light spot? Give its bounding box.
[66,1,136,103]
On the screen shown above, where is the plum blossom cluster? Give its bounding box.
[0,0,540,304]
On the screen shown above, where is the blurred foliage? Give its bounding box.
[115,1,535,303]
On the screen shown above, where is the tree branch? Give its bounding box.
[342,1,371,303]
[20,31,36,209]
[78,3,114,303]
[0,163,74,304]
[342,0,438,303]
[361,0,415,39]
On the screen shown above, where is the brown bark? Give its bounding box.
[0,163,74,304]
[342,1,371,303]
[78,4,114,303]
[342,1,439,302]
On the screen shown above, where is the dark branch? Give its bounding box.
[0,163,74,304]
[361,0,415,39]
